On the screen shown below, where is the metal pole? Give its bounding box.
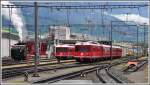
[110,21,112,60]
[32,2,40,77]
[143,23,146,56]
[8,7,12,58]
[137,26,138,59]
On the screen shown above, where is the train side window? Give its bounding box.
[75,46,89,52]
[56,48,67,52]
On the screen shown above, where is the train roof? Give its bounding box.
[75,41,121,49]
[102,45,121,48]
[102,45,111,48]
[12,45,26,47]
[112,46,122,49]
[55,44,75,48]
[75,41,102,46]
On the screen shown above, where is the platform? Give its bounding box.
[2,60,75,69]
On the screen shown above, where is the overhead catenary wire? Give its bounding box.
[2,3,148,44]
[2,4,148,9]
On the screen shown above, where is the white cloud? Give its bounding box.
[104,12,149,25]
[2,1,28,41]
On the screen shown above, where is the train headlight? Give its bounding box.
[60,53,63,55]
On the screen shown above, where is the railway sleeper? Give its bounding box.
[105,68,123,83]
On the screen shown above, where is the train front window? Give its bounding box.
[76,46,89,52]
[56,48,67,52]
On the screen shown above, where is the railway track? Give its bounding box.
[2,58,57,66]
[33,56,146,83]
[122,59,148,73]
[33,64,109,83]
[2,62,109,79]
[2,59,76,70]
[2,56,143,81]
[33,58,132,84]
[97,68,123,83]
[2,60,77,79]
[2,56,128,79]
[33,63,125,83]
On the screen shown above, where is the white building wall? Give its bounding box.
[2,38,18,58]
[52,26,70,40]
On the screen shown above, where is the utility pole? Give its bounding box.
[110,21,112,60]
[32,2,40,77]
[136,25,139,59]
[8,7,12,58]
[143,23,146,56]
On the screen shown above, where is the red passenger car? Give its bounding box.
[54,44,75,60]
[74,41,122,62]
[26,41,47,56]
[102,45,122,59]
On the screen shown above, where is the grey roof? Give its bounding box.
[2,32,19,40]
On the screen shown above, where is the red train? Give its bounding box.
[54,44,75,60]
[11,40,122,63]
[74,41,122,62]
[11,41,48,61]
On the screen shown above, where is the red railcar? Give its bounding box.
[54,44,75,60]
[26,41,47,56]
[74,41,122,62]
[102,45,122,59]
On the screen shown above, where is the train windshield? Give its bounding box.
[75,46,90,52]
[56,47,67,52]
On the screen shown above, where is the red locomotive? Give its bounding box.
[54,44,75,60]
[74,41,122,62]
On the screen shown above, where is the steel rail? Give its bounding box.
[105,68,123,83]
[33,64,109,83]
[2,62,108,79]
[123,60,148,73]
[33,56,134,83]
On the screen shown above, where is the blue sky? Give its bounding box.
[2,1,149,43]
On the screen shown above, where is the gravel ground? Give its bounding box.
[68,71,100,83]
[109,68,133,83]
[124,63,148,83]
[2,65,96,84]
[111,61,148,83]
